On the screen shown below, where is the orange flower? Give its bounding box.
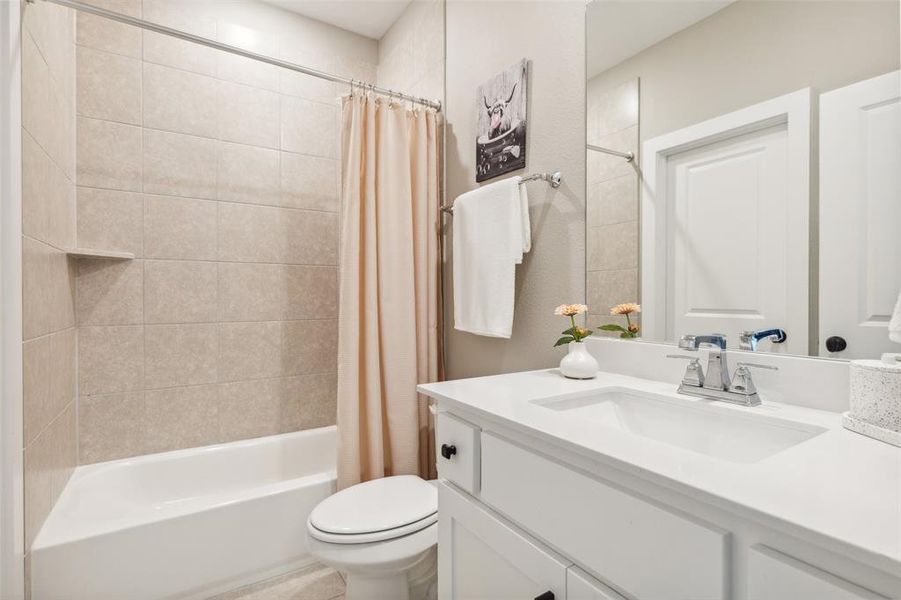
[554,304,588,317]
[610,302,640,316]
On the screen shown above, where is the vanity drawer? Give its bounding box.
[435,412,480,495]
[480,432,729,600]
[747,545,888,600]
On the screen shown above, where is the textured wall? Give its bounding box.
[21,0,78,554]
[585,79,639,332]
[443,0,586,378]
[73,0,378,463]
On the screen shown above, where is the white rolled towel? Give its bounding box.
[891,290,901,344]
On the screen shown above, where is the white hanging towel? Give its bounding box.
[453,177,530,338]
[890,290,901,344]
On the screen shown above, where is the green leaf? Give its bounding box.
[562,326,578,336]
[599,324,626,332]
[554,336,575,347]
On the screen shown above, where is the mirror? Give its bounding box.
[585,0,901,359]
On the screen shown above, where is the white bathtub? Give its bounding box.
[30,426,337,600]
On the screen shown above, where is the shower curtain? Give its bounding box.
[336,93,442,489]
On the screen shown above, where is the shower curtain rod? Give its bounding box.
[587,143,634,162]
[28,0,442,111]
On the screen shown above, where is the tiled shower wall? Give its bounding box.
[585,78,640,332]
[377,0,444,102]
[21,0,78,551]
[74,0,378,463]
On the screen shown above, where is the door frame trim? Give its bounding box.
[640,88,811,345]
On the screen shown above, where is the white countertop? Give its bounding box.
[418,368,901,572]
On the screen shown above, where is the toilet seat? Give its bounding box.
[308,475,437,545]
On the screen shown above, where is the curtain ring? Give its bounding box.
[349,78,355,97]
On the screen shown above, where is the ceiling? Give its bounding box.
[587,0,734,78]
[261,0,412,39]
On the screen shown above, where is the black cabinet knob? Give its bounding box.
[825,336,847,353]
[534,592,555,600]
[440,444,457,459]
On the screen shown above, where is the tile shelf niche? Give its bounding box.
[65,248,135,260]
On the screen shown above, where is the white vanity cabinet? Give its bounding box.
[434,407,899,600]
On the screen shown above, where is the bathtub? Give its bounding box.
[30,426,337,600]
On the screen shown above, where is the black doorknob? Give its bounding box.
[825,336,847,353]
[440,444,457,459]
[534,592,555,600]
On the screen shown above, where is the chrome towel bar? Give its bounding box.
[440,171,562,215]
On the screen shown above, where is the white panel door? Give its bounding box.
[666,124,799,352]
[437,482,569,600]
[819,71,901,359]
[641,89,810,353]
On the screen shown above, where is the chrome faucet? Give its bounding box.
[739,328,787,351]
[667,334,778,406]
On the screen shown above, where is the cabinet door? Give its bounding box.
[747,545,888,600]
[566,567,626,600]
[438,481,569,600]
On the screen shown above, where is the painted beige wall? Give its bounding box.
[21,0,78,555]
[444,0,586,378]
[590,0,901,143]
[73,0,378,463]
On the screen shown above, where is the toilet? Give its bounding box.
[307,475,438,600]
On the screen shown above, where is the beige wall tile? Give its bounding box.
[277,45,335,102]
[587,79,638,143]
[217,142,280,206]
[24,401,76,548]
[587,222,639,271]
[78,391,145,463]
[79,325,144,395]
[218,378,283,441]
[76,116,142,191]
[143,129,218,199]
[218,319,336,383]
[144,260,218,324]
[218,263,337,322]
[143,195,217,260]
[587,174,638,228]
[76,0,141,58]
[23,238,75,340]
[76,258,143,326]
[218,203,337,265]
[216,22,280,92]
[143,63,218,138]
[279,152,338,212]
[586,269,639,316]
[77,187,143,256]
[76,46,141,124]
[22,331,73,447]
[145,384,219,453]
[144,323,218,389]
[22,32,55,167]
[217,80,280,148]
[143,30,218,77]
[23,0,74,85]
[293,372,337,430]
[23,131,74,251]
[280,96,337,158]
[140,1,217,76]
[588,126,638,184]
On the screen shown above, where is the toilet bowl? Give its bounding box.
[306,475,438,600]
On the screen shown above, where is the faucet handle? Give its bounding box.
[731,362,778,396]
[666,354,705,387]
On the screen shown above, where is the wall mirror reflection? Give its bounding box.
[586,0,900,359]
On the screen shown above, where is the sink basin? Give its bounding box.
[532,387,826,463]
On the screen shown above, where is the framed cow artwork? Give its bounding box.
[476,58,528,182]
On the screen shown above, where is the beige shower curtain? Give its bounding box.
[336,94,442,489]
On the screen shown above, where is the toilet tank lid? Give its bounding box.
[309,475,437,535]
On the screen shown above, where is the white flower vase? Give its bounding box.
[559,341,598,380]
